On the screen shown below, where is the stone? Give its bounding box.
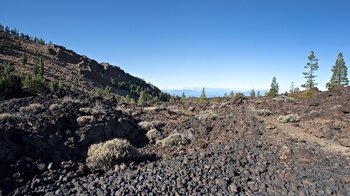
[277,114,300,123]
[266,124,276,129]
[228,183,238,193]
[338,138,350,147]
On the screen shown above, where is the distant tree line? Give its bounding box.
[266,51,349,98]
[0,23,50,46]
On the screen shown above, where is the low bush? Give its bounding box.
[19,103,44,114]
[86,139,140,171]
[0,113,20,122]
[79,107,97,115]
[49,103,63,111]
[76,115,94,126]
[156,133,190,147]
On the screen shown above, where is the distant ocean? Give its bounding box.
[162,88,268,98]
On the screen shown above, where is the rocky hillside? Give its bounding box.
[0,26,165,100]
[1,86,350,195]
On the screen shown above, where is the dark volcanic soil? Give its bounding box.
[1,88,350,195]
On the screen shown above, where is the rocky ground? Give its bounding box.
[1,88,350,195]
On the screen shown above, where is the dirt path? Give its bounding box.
[248,105,350,157]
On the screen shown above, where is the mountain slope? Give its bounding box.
[0,25,167,100]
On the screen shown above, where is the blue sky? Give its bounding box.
[1,0,349,91]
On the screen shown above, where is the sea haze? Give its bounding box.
[162,88,268,98]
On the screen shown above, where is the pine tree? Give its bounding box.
[290,82,295,93]
[169,96,175,103]
[326,52,349,90]
[138,91,146,105]
[110,77,116,86]
[39,57,44,76]
[229,91,234,97]
[257,91,260,97]
[49,81,57,93]
[129,97,136,105]
[124,95,131,103]
[250,89,256,97]
[200,87,207,99]
[267,77,279,97]
[20,53,27,65]
[5,26,10,34]
[302,51,319,89]
[33,58,44,76]
[181,92,186,99]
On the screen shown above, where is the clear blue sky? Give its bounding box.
[1,0,349,91]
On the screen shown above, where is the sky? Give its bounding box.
[1,0,350,91]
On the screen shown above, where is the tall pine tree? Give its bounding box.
[267,77,279,97]
[302,51,319,89]
[250,89,256,97]
[326,52,349,90]
[200,87,207,99]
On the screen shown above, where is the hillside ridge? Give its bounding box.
[0,25,167,101]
